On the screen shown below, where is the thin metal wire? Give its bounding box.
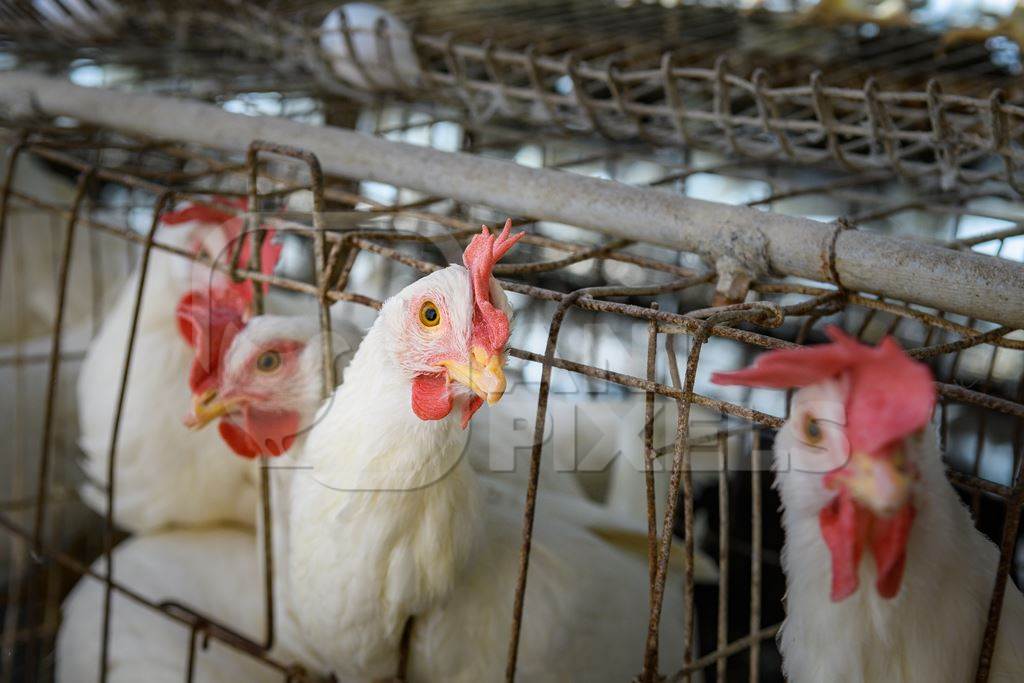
[0,133,28,305]
[749,437,763,683]
[644,303,660,620]
[715,432,729,683]
[99,191,176,683]
[31,168,92,555]
[644,319,709,680]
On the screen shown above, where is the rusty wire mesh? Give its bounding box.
[1,0,1024,198]
[0,85,1020,683]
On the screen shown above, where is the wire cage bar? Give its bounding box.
[0,71,1021,682]
[2,1,1023,198]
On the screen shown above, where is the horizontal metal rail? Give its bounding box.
[5,1,1023,197]
[1,71,1023,328]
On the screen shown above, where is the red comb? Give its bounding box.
[462,219,525,355]
[712,326,935,455]
[161,197,246,226]
[175,288,250,394]
[218,216,284,300]
[709,328,860,388]
[164,196,284,301]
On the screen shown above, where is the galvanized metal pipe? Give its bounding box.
[1,71,1022,327]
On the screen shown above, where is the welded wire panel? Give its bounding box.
[1,1,1023,199]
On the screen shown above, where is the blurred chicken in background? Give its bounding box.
[75,198,286,533]
[0,151,129,345]
[0,151,133,584]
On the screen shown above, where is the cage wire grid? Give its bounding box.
[2,1,1024,198]
[0,83,1020,683]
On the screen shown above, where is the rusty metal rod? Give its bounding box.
[974,494,1023,683]
[98,192,174,683]
[716,433,730,683]
[32,167,91,554]
[641,303,661,676]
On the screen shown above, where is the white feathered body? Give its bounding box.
[286,314,687,682]
[56,527,277,683]
[776,385,1024,683]
[76,228,256,532]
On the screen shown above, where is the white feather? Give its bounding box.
[75,225,258,532]
[284,265,691,680]
[59,270,705,681]
[56,528,278,683]
[774,380,1024,682]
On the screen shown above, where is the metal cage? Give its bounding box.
[0,2,1022,682]
[2,0,1023,195]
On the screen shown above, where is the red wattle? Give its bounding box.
[871,503,915,598]
[819,492,869,602]
[411,374,453,421]
[217,409,299,458]
[460,396,483,429]
[218,419,261,459]
[242,407,299,457]
[820,492,915,602]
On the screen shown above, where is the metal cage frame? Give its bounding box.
[2,1,1023,198]
[0,72,1021,683]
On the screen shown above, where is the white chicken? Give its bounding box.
[56,309,362,682]
[0,150,130,344]
[319,3,420,90]
[57,265,708,682]
[244,222,689,681]
[184,307,717,581]
[712,326,1024,682]
[56,527,280,683]
[75,198,282,532]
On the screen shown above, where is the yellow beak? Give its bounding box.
[184,389,240,430]
[841,451,912,517]
[438,346,507,405]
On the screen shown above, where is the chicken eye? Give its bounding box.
[255,350,282,373]
[803,414,824,445]
[419,301,441,328]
